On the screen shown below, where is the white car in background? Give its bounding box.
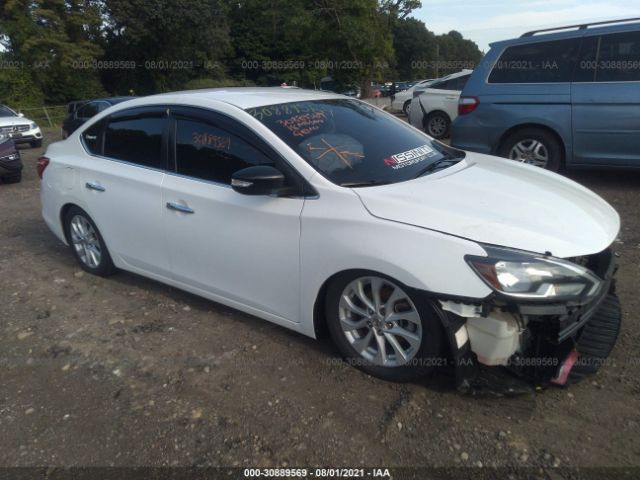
[0,104,43,148]
[408,70,472,139]
[390,79,434,115]
[39,88,621,392]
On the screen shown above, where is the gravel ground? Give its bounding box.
[1,128,639,476]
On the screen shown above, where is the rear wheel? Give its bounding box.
[425,112,450,139]
[63,206,116,276]
[402,100,411,115]
[325,272,445,382]
[499,128,563,172]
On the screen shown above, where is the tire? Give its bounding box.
[569,294,622,383]
[402,100,411,115]
[424,111,450,139]
[325,271,445,382]
[30,139,43,148]
[63,206,116,277]
[498,128,563,172]
[1,172,22,184]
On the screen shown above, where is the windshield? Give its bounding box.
[247,99,464,186]
[0,106,18,117]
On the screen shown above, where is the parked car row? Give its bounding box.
[407,18,640,172]
[390,79,435,114]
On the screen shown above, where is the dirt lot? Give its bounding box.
[1,128,639,475]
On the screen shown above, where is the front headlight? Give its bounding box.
[30,123,38,130]
[466,245,601,302]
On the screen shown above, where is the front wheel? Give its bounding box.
[325,272,445,382]
[30,139,43,148]
[63,206,116,276]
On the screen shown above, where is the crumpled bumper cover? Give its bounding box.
[438,248,620,395]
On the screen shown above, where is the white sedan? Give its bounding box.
[408,70,472,139]
[39,88,622,391]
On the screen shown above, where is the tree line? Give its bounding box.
[0,0,483,106]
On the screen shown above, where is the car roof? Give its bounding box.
[91,96,136,105]
[146,87,345,109]
[489,18,640,48]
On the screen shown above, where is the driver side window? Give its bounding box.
[175,118,274,184]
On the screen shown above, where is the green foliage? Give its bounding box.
[0,0,105,103]
[0,0,484,102]
[0,63,45,107]
[102,0,231,95]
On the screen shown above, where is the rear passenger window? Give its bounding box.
[82,121,103,155]
[104,116,166,169]
[175,118,273,184]
[595,32,640,82]
[489,38,581,83]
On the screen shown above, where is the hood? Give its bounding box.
[354,153,620,258]
[0,117,34,127]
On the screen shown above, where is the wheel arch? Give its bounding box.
[422,109,451,127]
[497,123,567,164]
[60,202,80,244]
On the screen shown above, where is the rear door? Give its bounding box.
[572,30,640,167]
[77,107,170,277]
[420,77,463,119]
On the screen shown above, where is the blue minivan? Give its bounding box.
[452,18,640,171]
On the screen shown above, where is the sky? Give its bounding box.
[412,0,640,52]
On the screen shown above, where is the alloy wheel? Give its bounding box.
[509,139,549,168]
[338,276,422,367]
[70,215,102,268]
[427,116,447,138]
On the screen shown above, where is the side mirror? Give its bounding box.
[18,112,24,117]
[231,165,286,196]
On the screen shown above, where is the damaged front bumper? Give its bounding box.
[437,248,621,395]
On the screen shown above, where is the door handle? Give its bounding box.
[166,202,195,214]
[85,181,105,192]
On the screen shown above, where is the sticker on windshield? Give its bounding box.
[277,111,326,137]
[384,144,436,170]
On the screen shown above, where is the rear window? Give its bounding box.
[104,116,166,169]
[489,38,581,83]
[248,99,463,187]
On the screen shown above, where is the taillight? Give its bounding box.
[37,156,50,179]
[458,96,479,115]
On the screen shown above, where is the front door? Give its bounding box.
[162,108,304,323]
